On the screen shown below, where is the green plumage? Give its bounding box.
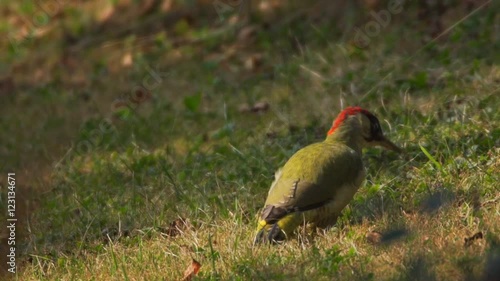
[255,135,365,242]
[265,139,363,209]
[254,107,400,243]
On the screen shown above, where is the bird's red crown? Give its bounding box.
[327,106,371,136]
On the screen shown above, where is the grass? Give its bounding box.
[0,0,499,280]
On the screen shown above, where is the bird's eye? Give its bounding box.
[369,118,383,140]
[361,113,383,142]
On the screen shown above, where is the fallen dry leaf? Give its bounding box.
[180,259,201,281]
[251,101,269,113]
[237,25,257,43]
[366,231,382,244]
[238,102,270,113]
[161,0,175,12]
[122,52,133,66]
[244,54,263,71]
[97,2,115,22]
[129,87,151,105]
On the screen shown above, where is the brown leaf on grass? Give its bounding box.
[180,259,201,281]
[238,102,270,113]
[163,217,190,238]
[130,87,151,105]
[251,101,269,113]
[464,231,483,248]
[161,0,175,12]
[237,25,257,43]
[97,2,115,22]
[366,231,383,244]
[244,54,263,71]
[122,52,133,66]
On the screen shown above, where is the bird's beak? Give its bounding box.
[376,136,402,153]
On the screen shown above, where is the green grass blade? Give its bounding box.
[419,144,442,171]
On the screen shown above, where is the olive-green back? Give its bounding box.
[265,141,363,209]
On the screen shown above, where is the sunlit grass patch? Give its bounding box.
[1,1,498,280]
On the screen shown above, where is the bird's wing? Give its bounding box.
[261,142,363,222]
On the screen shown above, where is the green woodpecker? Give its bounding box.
[254,106,401,243]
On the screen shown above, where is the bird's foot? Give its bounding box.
[254,224,286,245]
